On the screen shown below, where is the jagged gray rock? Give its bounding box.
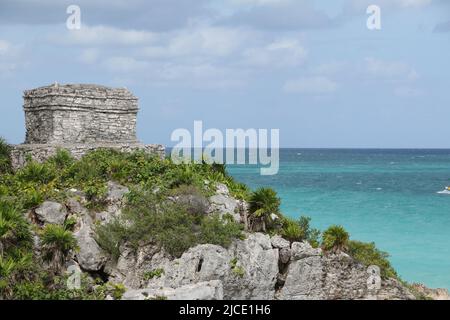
[271,235,290,249]
[135,233,279,300]
[34,201,67,225]
[208,194,241,223]
[122,281,224,300]
[73,216,107,272]
[279,248,292,264]
[291,241,322,260]
[27,187,419,301]
[106,181,129,202]
[278,241,415,300]
[278,255,324,299]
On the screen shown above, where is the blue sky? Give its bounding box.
[0,0,449,148]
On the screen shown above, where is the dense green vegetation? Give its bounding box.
[248,187,281,232]
[348,240,397,279]
[143,268,165,281]
[281,216,321,247]
[0,138,12,175]
[0,138,405,299]
[0,148,251,213]
[0,144,251,299]
[0,198,106,299]
[321,225,350,253]
[40,224,78,273]
[95,189,244,258]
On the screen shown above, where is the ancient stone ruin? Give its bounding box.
[11,83,164,168]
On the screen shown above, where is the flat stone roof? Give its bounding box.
[23,83,138,101]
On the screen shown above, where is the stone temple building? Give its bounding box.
[11,83,164,168]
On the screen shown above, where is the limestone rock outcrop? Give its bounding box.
[25,180,421,301]
[34,201,67,225]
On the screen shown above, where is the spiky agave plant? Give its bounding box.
[0,201,32,256]
[0,252,33,298]
[41,224,78,273]
[0,137,12,174]
[281,218,305,243]
[322,225,350,253]
[248,187,281,232]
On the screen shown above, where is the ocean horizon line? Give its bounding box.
[165,147,450,151]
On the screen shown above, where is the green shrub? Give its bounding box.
[48,149,74,169]
[248,187,281,232]
[322,225,350,253]
[63,216,77,231]
[95,217,127,261]
[281,218,305,242]
[98,190,244,259]
[211,162,227,176]
[348,240,398,279]
[11,273,107,300]
[154,214,197,257]
[143,268,164,281]
[97,190,197,258]
[249,187,280,215]
[83,182,108,210]
[199,215,243,248]
[281,216,321,246]
[169,184,209,216]
[0,200,32,254]
[108,282,126,300]
[0,251,34,298]
[230,257,245,278]
[17,161,56,185]
[41,224,78,272]
[0,138,12,174]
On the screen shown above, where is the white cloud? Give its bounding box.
[364,57,419,82]
[102,57,150,73]
[396,0,432,8]
[0,40,12,55]
[229,0,292,6]
[141,26,251,59]
[66,23,309,88]
[310,61,348,76]
[284,76,337,95]
[0,39,24,75]
[58,25,157,46]
[224,0,333,30]
[156,63,247,88]
[345,0,432,11]
[241,39,307,67]
[79,48,100,64]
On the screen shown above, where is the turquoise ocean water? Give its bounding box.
[227,149,450,289]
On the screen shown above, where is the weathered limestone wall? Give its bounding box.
[24,84,139,144]
[10,143,165,170]
[10,83,165,169]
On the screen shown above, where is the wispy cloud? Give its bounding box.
[283,76,337,95]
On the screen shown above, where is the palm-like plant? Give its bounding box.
[41,224,78,273]
[248,188,281,232]
[322,225,350,253]
[281,218,305,242]
[0,252,33,298]
[0,201,31,256]
[0,137,11,174]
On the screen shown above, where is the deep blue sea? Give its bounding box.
[227,149,450,290]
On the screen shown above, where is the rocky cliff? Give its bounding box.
[30,181,418,300]
[2,146,447,301]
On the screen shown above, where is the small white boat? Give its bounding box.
[437,187,450,195]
